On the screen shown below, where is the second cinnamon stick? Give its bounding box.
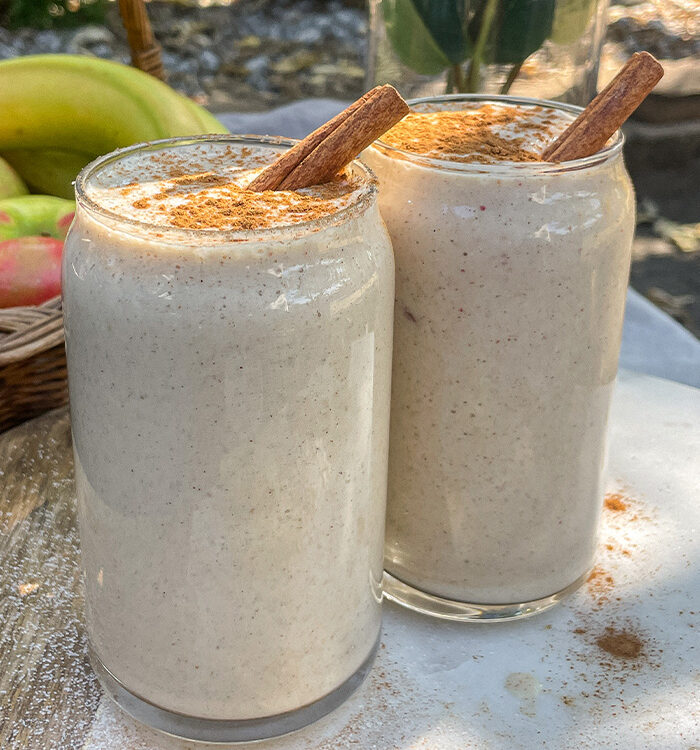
[542,52,663,162]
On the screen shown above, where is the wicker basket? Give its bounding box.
[0,297,65,432]
[0,1,163,432]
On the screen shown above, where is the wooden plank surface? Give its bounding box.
[0,407,102,749]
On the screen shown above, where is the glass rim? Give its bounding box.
[371,93,625,174]
[74,134,378,244]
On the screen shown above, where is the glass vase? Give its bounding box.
[367,0,610,105]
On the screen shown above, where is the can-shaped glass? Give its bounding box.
[364,95,635,621]
[63,136,394,741]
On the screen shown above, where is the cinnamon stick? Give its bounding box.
[541,52,663,162]
[248,85,409,192]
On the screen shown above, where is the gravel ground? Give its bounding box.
[0,0,368,111]
[1,0,696,112]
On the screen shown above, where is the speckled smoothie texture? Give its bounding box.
[63,139,394,719]
[365,100,635,605]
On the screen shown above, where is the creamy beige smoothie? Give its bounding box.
[63,136,394,740]
[364,97,635,618]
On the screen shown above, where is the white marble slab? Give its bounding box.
[82,370,700,750]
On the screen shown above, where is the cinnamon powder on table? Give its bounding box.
[604,493,629,512]
[595,626,644,659]
[586,564,623,611]
[587,566,615,602]
[379,105,563,163]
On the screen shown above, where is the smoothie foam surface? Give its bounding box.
[380,102,577,164]
[84,141,369,232]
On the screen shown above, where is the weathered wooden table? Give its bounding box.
[1,370,698,749]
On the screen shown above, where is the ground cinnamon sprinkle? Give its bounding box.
[169,172,231,188]
[98,143,368,231]
[123,170,361,231]
[167,184,351,230]
[379,104,564,163]
[595,626,644,659]
[604,493,629,512]
[587,565,615,607]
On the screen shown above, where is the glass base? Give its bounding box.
[382,569,591,622]
[90,633,380,744]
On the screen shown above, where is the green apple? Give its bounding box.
[0,195,75,241]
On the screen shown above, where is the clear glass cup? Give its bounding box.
[63,136,394,741]
[368,0,610,105]
[363,95,635,621]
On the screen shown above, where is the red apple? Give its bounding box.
[0,236,62,308]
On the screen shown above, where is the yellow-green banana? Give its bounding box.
[181,96,231,135]
[0,155,28,199]
[0,54,228,156]
[1,148,89,200]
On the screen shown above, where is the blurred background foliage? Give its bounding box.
[0,0,107,30]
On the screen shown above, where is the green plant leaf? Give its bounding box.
[470,0,556,64]
[3,0,107,30]
[411,0,472,63]
[549,0,598,45]
[382,0,471,75]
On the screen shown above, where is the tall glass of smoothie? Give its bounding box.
[364,96,635,621]
[63,135,394,741]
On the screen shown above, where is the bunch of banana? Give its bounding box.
[0,54,229,199]
[0,155,28,199]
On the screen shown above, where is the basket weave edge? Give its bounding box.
[0,296,64,366]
